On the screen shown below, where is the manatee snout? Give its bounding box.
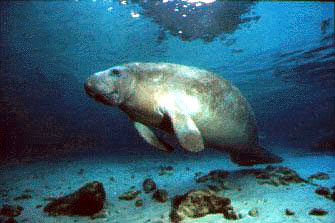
[84,72,112,105]
[84,80,95,98]
[84,69,124,106]
[84,73,101,98]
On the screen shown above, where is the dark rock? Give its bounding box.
[153,189,168,203]
[143,178,157,193]
[208,170,229,180]
[331,191,335,201]
[135,199,144,207]
[248,208,259,217]
[225,208,242,220]
[119,190,141,201]
[315,187,330,196]
[196,169,229,184]
[195,175,210,183]
[309,208,328,216]
[5,218,17,223]
[285,209,295,216]
[207,185,221,192]
[43,181,105,216]
[255,172,271,179]
[256,166,307,186]
[35,204,43,209]
[13,194,32,201]
[170,189,240,222]
[170,211,183,223]
[314,187,335,201]
[308,172,330,181]
[0,205,23,217]
[159,166,174,176]
[90,212,107,220]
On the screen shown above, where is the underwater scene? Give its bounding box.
[0,0,334,222]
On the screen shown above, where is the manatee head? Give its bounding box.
[84,65,133,106]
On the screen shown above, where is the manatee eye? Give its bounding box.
[110,66,127,78]
[112,69,121,76]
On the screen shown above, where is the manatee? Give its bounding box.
[84,62,282,166]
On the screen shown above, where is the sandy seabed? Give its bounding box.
[0,146,334,223]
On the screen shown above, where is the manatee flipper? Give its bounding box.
[230,146,283,166]
[134,122,174,152]
[168,111,204,152]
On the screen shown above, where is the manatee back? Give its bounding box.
[126,62,230,111]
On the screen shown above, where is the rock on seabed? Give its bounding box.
[43,181,105,216]
[170,189,241,222]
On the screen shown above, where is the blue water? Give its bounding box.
[0,0,334,161]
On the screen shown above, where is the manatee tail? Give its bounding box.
[230,146,283,166]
